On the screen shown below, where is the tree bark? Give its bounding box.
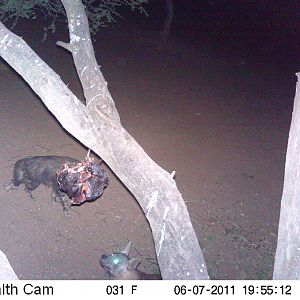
[0,0,209,279]
[273,73,300,279]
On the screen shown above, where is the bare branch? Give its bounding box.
[60,0,121,123]
[56,40,72,52]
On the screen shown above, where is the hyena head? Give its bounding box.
[100,242,142,280]
[100,242,161,280]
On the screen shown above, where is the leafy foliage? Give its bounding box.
[0,0,148,37]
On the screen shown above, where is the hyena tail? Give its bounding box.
[5,160,24,192]
[11,159,26,186]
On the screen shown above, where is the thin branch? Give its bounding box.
[56,41,72,52]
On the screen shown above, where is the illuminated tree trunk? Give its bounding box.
[0,0,209,279]
[273,73,300,279]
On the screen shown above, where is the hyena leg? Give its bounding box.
[24,181,40,199]
[60,195,72,217]
[51,190,62,202]
[4,182,15,192]
[52,186,72,217]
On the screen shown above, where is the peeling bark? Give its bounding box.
[0,0,209,279]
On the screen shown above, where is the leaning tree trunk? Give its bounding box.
[273,73,300,279]
[0,0,209,279]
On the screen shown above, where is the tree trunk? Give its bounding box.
[0,0,209,279]
[0,250,18,280]
[158,0,174,50]
[273,73,300,279]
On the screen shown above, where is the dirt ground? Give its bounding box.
[0,23,296,279]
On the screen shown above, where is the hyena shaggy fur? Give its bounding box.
[5,156,80,216]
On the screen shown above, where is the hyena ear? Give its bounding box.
[127,258,141,270]
[121,241,132,255]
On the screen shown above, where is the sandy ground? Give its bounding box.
[0,24,295,279]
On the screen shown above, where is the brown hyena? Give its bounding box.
[5,156,80,216]
[100,242,161,280]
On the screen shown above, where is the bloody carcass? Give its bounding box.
[56,157,108,205]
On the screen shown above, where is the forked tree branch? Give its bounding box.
[0,0,209,279]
